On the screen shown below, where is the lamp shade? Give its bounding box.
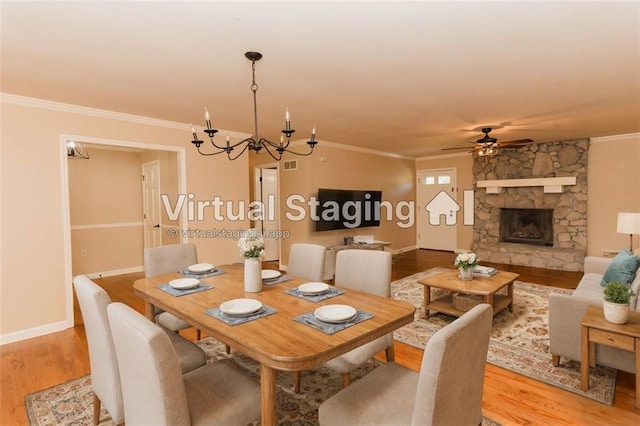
[617,212,640,235]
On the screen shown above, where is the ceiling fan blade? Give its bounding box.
[499,138,534,146]
[441,146,477,151]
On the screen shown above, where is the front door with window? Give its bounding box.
[417,169,457,251]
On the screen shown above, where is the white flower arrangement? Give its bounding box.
[237,228,265,258]
[454,252,478,270]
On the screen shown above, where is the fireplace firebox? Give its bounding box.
[499,208,553,246]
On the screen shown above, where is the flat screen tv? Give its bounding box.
[314,188,382,231]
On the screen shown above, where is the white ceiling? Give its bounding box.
[2,1,639,157]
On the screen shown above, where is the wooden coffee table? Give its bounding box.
[417,269,519,318]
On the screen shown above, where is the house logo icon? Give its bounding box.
[425,190,475,226]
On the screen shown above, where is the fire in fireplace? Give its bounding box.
[499,208,553,246]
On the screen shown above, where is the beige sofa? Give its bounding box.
[549,256,640,374]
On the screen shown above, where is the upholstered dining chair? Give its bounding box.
[287,242,327,390]
[318,303,493,426]
[144,243,201,339]
[287,243,327,282]
[73,275,206,425]
[323,249,394,387]
[107,302,261,425]
[292,249,393,392]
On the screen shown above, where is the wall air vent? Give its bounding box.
[283,160,298,171]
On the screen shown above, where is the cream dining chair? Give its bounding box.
[319,303,493,425]
[144,243,201,339]
[293,249,393,391]
[323,249,394,387]
[287,242,327,391]
[287,243,327,282]
[107,302,261,425]
[73,275,206,425]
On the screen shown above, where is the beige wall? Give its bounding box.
[587,135,640,255]
[1,98,249,340]
[69,148,144,275]
[252,144,416,267]
[415,153,475,251]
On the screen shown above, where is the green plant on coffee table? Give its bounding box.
[603,281,634,304]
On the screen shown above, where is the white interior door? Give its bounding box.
[254,166,279,261]
[142,161,161,249]
[417,168,457,251]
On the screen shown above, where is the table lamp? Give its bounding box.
[617,212,640,251]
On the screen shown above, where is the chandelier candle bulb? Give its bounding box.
[285,108,291,130]
[204,107,212,129]
[311,126,316,142]
[191,124,198,140]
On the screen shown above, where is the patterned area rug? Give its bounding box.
[392,267,616,405]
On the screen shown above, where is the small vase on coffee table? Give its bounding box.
[459,267,473,281]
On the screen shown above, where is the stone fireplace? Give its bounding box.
[471,139,589,271]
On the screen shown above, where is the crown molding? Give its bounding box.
[0,92,250,139]
[316,140,415,160]
[415,151,471,161]
[591,133,640,144]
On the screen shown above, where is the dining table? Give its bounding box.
[133,263,416,426]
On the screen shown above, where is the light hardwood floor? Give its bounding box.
[1,249,638,425]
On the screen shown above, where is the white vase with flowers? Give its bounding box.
[454,252,478,281]
[238,229,265,293]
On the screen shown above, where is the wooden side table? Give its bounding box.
[580,305,640,408]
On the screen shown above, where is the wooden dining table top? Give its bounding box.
[133,263,417,372]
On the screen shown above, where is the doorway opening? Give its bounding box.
[61,134,187,324]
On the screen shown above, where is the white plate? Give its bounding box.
[169,278,200,290]
[314,304,357,323]
[187,263,215,273]
[261,269,282,280]
[220,298,263,316]
[298,282,329,295]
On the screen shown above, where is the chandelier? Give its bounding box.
[190,51,318,161]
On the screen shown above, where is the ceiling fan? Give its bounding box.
[442,127,534,157]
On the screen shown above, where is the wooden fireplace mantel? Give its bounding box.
[476,177,577,194]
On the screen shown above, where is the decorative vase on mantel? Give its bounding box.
[458,267,473,281]
[244,257,263,293]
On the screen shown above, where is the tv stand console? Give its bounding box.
[324,241,391,280]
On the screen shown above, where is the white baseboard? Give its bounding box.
[84,265,144,279]
[0,320,72,346]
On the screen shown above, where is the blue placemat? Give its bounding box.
[157,282,213,297]
[285,287,345,302]
[205,305,278,325]
[179,268,226,278]
[262,275,294,286]
[293,310,373,335]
